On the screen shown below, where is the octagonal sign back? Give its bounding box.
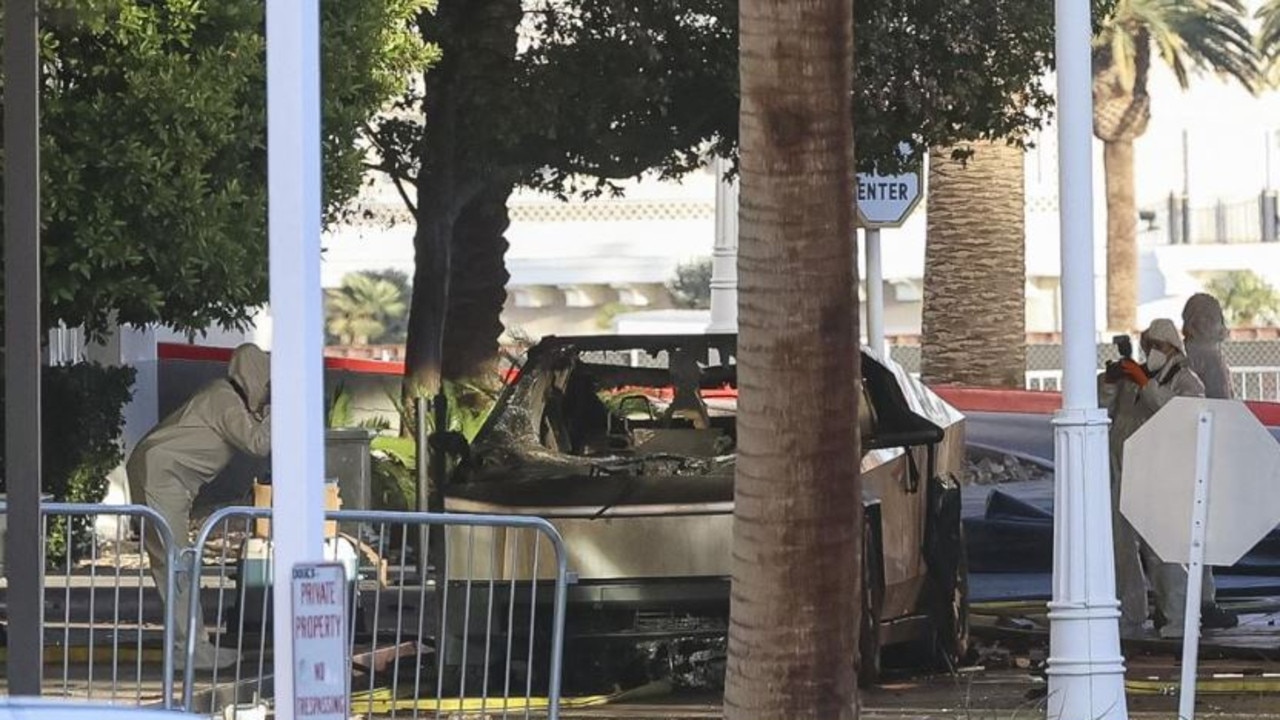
[1121,397,1280,567]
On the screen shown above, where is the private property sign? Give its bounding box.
[291,563,349,720]
[856,167,923,229]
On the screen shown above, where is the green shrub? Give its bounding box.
[0,363,136,562]
[370,437,416,511]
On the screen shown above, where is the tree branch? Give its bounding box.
[390,173,419,218]
[362,121,422,217]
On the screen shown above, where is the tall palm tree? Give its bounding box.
[920,141,1027,388]
[725,0,860,718]
[325,273,408,346]
[1093,0,1259,332]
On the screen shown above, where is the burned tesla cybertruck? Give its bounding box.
[435,334,968,687]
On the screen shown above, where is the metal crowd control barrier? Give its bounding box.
[0,503,178,707]
[181,507,569,720]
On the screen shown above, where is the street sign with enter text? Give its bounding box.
[291,563,350,720]
[1122,397,1280,567]
[856,167,923,229]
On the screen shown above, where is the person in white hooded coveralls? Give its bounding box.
[1108,319,1238,638]
[127,344,271,670]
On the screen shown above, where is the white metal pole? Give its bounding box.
[1045,0,1129,717]
[1266,130,1274,191]
[268,2,325,719]
[865,228,886,357]
[708,155,739,333]
[1178,411,1213,720]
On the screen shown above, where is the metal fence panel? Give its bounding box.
[181,507,568,720]
[0,503,178,707]
[892,341,1280,402]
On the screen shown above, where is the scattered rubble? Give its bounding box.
[964,447,1053,486]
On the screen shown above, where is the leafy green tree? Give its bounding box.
[373,0,1115,395]
[325,272,408,346]
[0,0,433,338]
[1093,0,1259,332]
[669,259,714,310]
[1207,271,1280,327]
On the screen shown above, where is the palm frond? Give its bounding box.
[1258,0,1280,85]
[323,272,409,346]
[1100,0,1260,91]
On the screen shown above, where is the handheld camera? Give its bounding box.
[1104,334,1133,381]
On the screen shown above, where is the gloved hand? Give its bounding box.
[1103,360,1125,383]
[1119,358,1149,387]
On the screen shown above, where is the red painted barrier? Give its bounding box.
[934,386,1280,427]
[158,342,405,376]
[158,343,1280,426]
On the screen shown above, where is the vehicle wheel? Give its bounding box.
[933,532,971,670]
[857,518,884,688]
[921,474,970,671]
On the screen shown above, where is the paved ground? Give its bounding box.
[5,664,1280,718]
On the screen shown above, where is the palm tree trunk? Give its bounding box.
[725,0,860,718]
[444,182,513,380]
[404,0,521,397]
[1105,139,1138,333]
[921,142,1027,388]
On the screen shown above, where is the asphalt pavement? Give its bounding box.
[966,410,1280,463]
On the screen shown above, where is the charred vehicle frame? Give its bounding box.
[433,334,969,689]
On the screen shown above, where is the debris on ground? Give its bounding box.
[964,447,1053,486]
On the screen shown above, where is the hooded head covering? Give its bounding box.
[1182,293,1230,344]
[1181,294,1233,399]
[228,343,271,412]
[1144,318,1186,356]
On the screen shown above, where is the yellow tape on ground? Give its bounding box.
[0,647,167,665]
[1126,677,1280,695]
[347,687,619,714]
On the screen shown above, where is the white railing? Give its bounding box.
[1022,368,1280,402]
[1026,370,1063,392]
[909,368,1280,402]
[46,323,86,366]
[1231,367,1280,402]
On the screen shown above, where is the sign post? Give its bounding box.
[291,563,350,720]
[3,0,45,695]
[1122,397,1280,720]
[855,164,922,358]
[267,2,326,718]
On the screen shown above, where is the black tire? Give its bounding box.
[857,516,884,688]
[933,530,971,670]
[920,474,971,671]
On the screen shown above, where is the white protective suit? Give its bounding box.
[127,344,271,669]
[1127,320,1215,638]
[1101,370,1148,635]
[1183,293,1233,401]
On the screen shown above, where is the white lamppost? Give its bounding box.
[1045,0,1129,718]
[708,155,738,333]
[267,3,327,719]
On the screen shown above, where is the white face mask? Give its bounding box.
[1147,349,1168,372]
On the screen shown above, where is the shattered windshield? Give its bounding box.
[458,335,939,488]
[461,337,738,484]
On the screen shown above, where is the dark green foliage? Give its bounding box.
[374,0,1115,386]
[363,269,414,344]
[374,0,1119,198]
[0,0,433,339]
[670,259,713,310]
[0,363,136,562]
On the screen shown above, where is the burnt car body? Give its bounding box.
[439,333,968,687]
